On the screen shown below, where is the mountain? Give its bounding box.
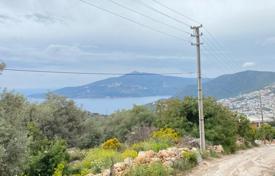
[32,72,202,98]
[177,70,275,99]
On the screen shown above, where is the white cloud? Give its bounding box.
[242,62,255,68]
[262,37,275,46]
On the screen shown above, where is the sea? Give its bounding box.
[29,96,170,115]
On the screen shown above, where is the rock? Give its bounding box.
[163,160,174,167]
[150,157,161,163]
[114,162,127,172]
[214,145,224,153]
[102,169,111,176]
[124,157,133,165]
[135,150,155,164]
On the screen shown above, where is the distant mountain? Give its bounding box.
[32,72,203,98]
[177,70,275,99]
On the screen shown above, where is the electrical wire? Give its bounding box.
[79,0,190,42]
[137,0,192,28]
[4,68,195,76]
[108,0,191,35]
[150,0,200,25]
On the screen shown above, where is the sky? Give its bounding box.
[0,0,275,90]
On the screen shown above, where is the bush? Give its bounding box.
[75,148,123,174]
[152,128,179,142]
[53,162,66,176]
[102,138,121,150]
[68,148,87,162]
[24,140,69,176]
[131,139,171,152]
[237,116,256,145]
[256,124,273,141]
[125,162,171,176]
[122,149,138,159]
[182,151,197,165]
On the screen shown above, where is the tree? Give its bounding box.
[256,124,273,141]
[237,115,256,145]
[0,92,29,176]
[103,105,156,141]
[24,139,69,176]
[0,118,28,176]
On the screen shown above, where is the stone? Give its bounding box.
[135,150,155,164]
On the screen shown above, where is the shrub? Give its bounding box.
[172,158,195,174]
[76,148,123,174]
[131,139,171,152]
[24,140,69,176]
[171,150,198,174]
[256,124,273,141]
[122,149,138,159]
[125,162,171,176]
[68,148,87,162]
[102,138,121,150]
[152,128,180,142]
[182,151,197,165]
[53,162,65,176]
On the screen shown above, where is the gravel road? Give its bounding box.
[188,145,275,176]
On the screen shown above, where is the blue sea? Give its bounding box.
[29,96,170,115]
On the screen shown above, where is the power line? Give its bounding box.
[4,68,195,76]
[137,0,192,28]
[107,0,191,35]
[150,0,200,25]
[79,0,190,42]
[140,0,239,74]
[202,29,240,70]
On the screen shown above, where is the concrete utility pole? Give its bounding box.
[191,25,205,152]
[259,90,264,125]
[0,63,5,72]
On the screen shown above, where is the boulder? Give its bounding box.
[134,150,155,164]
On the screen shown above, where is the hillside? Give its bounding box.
[177,70,275,99]
[219,84,275,122]
[32,72,199,98]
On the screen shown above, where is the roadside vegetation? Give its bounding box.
[0,91,274,176]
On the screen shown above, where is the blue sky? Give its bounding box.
[0,0,275,89]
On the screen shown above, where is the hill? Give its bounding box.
[177,70,275,99]
[32,72,200,98]
[219,84,275,122]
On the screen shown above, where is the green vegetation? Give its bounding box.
[256,124,274,141]
[125,162,172,176]
[0,91,258,175]
[101,138,121,150]
[131,139,172,152]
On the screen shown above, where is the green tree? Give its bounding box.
[24,139,69,176]
[103,105,156,141]
[256,124,273,141]
[237,115,255,145]
[0,92,29,176]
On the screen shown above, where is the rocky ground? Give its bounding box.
[188,144,275,176]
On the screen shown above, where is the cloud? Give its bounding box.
[24,13,65,24]
[242,62,255,68]
[261,37,275,46]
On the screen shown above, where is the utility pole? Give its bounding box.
[191,25,205,152]
[259,90,264,125]
[0,62,5,72]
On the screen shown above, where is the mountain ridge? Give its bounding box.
[31,72,200,98]
[176,70,275,99]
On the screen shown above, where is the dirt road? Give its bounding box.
[188,145,275,176]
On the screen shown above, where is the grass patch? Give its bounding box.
[131,139,172,152]
[125,162,172,176]
[71,148,123,175]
